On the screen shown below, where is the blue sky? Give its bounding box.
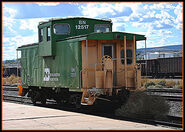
[2,2,183,60]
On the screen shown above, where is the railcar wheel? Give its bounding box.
[30,90,39,105]
[75,95,81,109]
[69,94,81,109]
[31,96,37,105]
[41,97,46,105]
[56,99,62,105]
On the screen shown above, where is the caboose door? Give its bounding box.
[102,44,116,85]
[102,44,114,58]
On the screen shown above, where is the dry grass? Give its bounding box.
[165,80,177,88]
[3,74,21,85]
[141,78,182,89]
[141,77,148,87]
[115,91,170,119]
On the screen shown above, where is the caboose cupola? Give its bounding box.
[38,17,112,57]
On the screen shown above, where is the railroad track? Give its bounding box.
[3,87,18,91]
[3,93,182,129]
[145,88,182,102]
[3,94,57,105]
[3,85,183,99]
[160,95,182,101]
[146,88,182,93]
[3,95,32,104]
[3,85,19,91]
[3,84,19,87]
[154,115,182,128]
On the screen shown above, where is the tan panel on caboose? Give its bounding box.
[119,40,136,88]
[82,40,98,88]
[127,70,135,87]
[82,39,137,89]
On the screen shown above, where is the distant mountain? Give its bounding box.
[136,44,182,59]
[3,59,19,64]
[136,45,182,53]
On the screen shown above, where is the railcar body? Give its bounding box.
[17,17,146,106]
[138,57,182,78]
[3,66,21,77]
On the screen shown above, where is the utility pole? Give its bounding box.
[145,40,147,77]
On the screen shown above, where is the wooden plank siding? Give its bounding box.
[82,39,137,89]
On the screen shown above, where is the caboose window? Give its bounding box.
[47,27,51,41]
[121,49,133,65]
[102,45,114,58]
[53,24,70,34]
[39,28,43,42]
[94,24,110,33]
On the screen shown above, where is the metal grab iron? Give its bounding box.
[102,55,113,96]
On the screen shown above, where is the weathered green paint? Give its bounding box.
[19,44,39,88]
[38,17,112,57]
[38,22,52,56]
[87,32,146,41]
[18,40,82,91]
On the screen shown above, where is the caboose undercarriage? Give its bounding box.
[22,85,130,109]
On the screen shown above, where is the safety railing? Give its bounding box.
[80,57,130,90]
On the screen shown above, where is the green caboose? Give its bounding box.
[17,17,146,107]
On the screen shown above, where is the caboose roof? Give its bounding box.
[17,43,38,50]
[57,31,146,42]
[87,32,146,41]
[39,17,112,25]
[17,32,146,50]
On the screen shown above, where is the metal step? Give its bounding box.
[81,102,88,105]
[84,97,89,101]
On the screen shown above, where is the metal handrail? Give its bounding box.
[80,57,130,89]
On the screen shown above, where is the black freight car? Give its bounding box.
[137,57,182,78]
[3,64,21,77]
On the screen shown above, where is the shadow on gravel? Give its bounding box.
[115,91,170,120]
[32,102,160,126]
[29,94,170,127]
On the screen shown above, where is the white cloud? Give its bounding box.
[78,2,182,49]
[2,4,52,60]
[3,5,17,34]
[125,3,143,17]
[164,30,172,34]
[144,29,175,48]
[150,3,175,10]
[14,34,38,47]
[143,11,156,18]
[79,3,143,18]
[131,22,143,28]
[36,2,60,6]
[79,3,116,18]
[3,4,17,18]
[3,49,17,60]
[112,22,127,31]
[3,31,38,60]
[68,3,79,6]
[174,3,182,29]
[19,18,48,32]
[79,2,179,32]
[146,3,182,30]
[3,33,38,51]
[111,16,130,23]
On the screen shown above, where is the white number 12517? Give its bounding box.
[75,25,89,29]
